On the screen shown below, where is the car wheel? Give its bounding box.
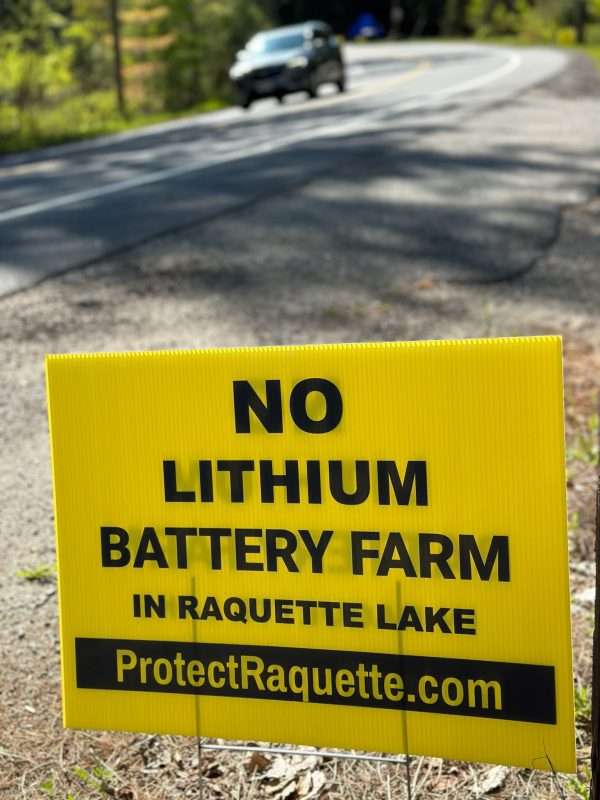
[239,92,254,109]
[276,93,284,104]
[337,77,346,93]
[306,73,319,99]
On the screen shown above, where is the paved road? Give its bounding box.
[0,42,574,295]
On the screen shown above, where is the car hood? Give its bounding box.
[234,47,308,71]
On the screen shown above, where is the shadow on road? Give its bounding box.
[2,53,600,344]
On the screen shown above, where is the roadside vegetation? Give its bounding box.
[0,0,269,154]
[461,0,600,68]
[1,0,600,155]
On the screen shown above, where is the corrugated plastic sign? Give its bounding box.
[46,337,575,770]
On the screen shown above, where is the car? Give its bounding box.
[229,22,345,109]
[347,12,386,40]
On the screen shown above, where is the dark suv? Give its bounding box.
[229,22,345,108]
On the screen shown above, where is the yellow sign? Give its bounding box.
[46,337,575,771]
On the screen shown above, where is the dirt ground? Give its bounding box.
[1,56,599,800]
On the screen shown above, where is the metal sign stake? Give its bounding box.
[590,470,600,800]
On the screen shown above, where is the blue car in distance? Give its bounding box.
[347,12,386,40]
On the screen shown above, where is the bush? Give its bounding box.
[0,91,120,153]
[466,0,593,41]
[517,6,556,42]
[586,22,600,43]
[0,31,74,112]
[556,26,577,44]
[64,21,113,93]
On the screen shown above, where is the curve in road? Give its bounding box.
[0,43,570,295]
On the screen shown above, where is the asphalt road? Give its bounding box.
[0,41,582,295]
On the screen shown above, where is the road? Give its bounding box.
[0,41,587,295]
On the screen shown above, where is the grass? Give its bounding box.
[39,763,115,799]
[567,413,599,468]
[575,684,592,728]
[574,42,600,68]
[567,769,590,800]
[16,563,56,582]
[0,90,229,156]
[472,28,600,71]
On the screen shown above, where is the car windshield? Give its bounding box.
[247,32,306,54]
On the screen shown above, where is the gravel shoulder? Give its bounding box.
[0,52,599,800]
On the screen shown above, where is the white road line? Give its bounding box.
[0,50,522,225]
[434,50,522,98]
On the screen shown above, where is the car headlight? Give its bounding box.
[230,63,250,79]
[287,56,309,70]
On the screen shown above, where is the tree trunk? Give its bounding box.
[483,0,498,24]
[443,0,467,35]
[575,0,586,44]
[109,0,126,116]
[390,0,404,38]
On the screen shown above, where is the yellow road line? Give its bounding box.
[273,59,432,117]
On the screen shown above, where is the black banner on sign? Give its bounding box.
[75,637,556,724]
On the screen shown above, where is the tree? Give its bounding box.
[161,0,270,110]
[443,0,468,34]
[119,0,172,112]
[109,0,126,114]
[574,0,586,42]
[63,19,112,93]
[0,0,73,120]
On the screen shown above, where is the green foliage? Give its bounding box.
[0,90,227,154]
[568,510,580,533]
[567,413,599,467]
[64,21,113,92]
[40,763,114,799]
[0,29,73,112]
[2,0,599,154]
[585,21,600,41]
[16,563,56,582]
[75,764,115,798]
[517,4,559,42]
[468,0,600,41]
[575,683,592,726]
[467,0,522,37]
[0,0,113,145]
[566,686,592,799]
[39,775,55,795]
[556,25,577,44]
[0,0,255,151]
[161,0,270,110]
[576,41,600,64]
[39,775,78,799]
[72,763,114,792]
[567,764,591,800]
[443,0,468,35]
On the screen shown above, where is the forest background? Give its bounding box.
[1,0,600,155]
